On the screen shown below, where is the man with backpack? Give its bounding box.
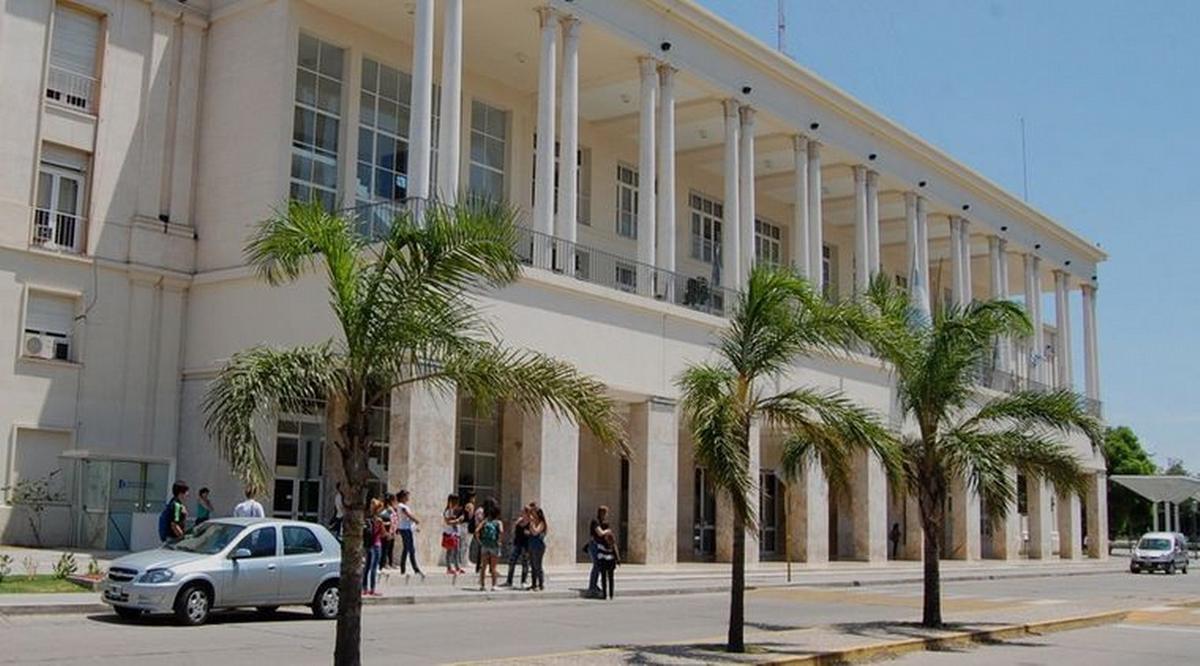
[158,481,190,542]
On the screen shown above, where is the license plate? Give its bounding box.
[107,585,123,597]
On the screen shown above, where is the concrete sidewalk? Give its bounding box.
[0,557,1124,615]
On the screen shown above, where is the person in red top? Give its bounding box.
[362,498,385,596]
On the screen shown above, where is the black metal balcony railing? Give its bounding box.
[514,226,735,318]
[976,361,1103,417]
[342,199,735,319]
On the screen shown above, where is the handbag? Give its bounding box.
[441,532,459,550]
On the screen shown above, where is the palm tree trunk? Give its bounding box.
[333,410,369,666]
[728,510,746,653]
[921,519,942,628]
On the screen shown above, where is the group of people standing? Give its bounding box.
[360,489,423,596]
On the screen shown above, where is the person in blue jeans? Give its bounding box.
[586,505,610,598]
[395,489,424,579]
[363,498,384,596]
[527,504,548,591]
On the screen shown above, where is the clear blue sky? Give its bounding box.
[701,0,1200,471]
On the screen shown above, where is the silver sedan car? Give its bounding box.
[101,517,342,625]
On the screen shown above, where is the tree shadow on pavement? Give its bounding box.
[603,642,820,664]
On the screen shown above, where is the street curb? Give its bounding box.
[0,565,1120,616]
[761,609,1131,665]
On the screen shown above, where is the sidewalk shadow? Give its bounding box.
[87,609,315,627]
[599,642,819,664]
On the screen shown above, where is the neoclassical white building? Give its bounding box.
[0,0,1107,567]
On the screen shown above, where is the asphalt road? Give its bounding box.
[885,622,1200,665]
[2,571,1198,664]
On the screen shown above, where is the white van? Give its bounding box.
[1130,532,1189,574]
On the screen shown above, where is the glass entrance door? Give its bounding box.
[693,467,717,558]
[274,415,325,522]
[759,471,780,557]
[76,459,173,550]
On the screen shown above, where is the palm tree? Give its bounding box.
[678,265,898,653]
[855,276,1103,628]
[203,198,624,666]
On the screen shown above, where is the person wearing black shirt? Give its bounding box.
[502,504,532,587]
[586,505,610,598]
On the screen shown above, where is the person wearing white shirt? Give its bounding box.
[233,487,266,518]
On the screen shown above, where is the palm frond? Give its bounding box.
[678,364,756,528]
[203,345,342,494]
[764,387,900,490]
[423,341,627,456]
[965,389,1104,449]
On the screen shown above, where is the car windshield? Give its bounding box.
[168,522,245,554]
[1138,538,1172,551]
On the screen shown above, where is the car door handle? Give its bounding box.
[267,564,277,570]
[318,563,326,568]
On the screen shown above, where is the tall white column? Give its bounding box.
[717,420,760,564]
[786,457,828,563]
[556,16,581,272]
[988,236,1010,372]
[949,475,982,560]
[436,0,464,202]
[853,166,869,293]
[138,9,176,219]
[791,136,810,279]
[1027,476,1054,559]
[1025,254,1045,384]
[960,219,973,302]
[1057,489,1082,560]
[636,58,658,289]
[1054,270,1074,389]
[656,64,677,293]
[406,0,436,210]
[1082,285,1101,400]
[866,170,881,277]
[532,8,559,239]
[905,193,930,318]
[738,106,757,288]
[916,195,930,311]
[721,100,741,291]
[627,399,678,564]
[521,409,580,566]
[388,385,457,567]
[807,142,824,291]
[1086,471,1108,559]
[851,450,888,562]
[949,217,965,306]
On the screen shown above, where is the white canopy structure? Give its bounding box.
[1110,475,1200,533]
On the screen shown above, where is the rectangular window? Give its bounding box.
[530,136,590,224]
[689,192,723,273]
[291,34,344,212]
[822,244,833,293]
[456,396,500,499]
[615,163,638,239]
[469,101,508,201]
[754,219,782,267]
[47,4,101,113]
[23,291,76,362]
[574,249,591,281]
[615,260,637,292]
[33,144,88,253]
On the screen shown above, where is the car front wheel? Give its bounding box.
[312,580,339,620]
[174,584,212,626]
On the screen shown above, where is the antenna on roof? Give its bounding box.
[777,0,787,56]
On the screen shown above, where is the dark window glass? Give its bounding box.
[283,526,323,555]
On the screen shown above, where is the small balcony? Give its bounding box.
[32,207,84,254]
[45,65,98,115]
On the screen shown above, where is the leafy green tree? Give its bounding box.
[855,277,1102,628]
[1102,425,1156,539]
[204,199,624,666]
[678,265,896,652]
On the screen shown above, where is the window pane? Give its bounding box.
[36,172,53,209]
[377,98,399,134]
[361,59,378,92]
[283,526,323,555]
[293,107,315,146]
[298,34,319,71]
[379,66,399,100]
[236,526,277,558]
[315,115,339,154]
[296,70,317,106]
[317,79,341,114]
[318,42,344,79]
[313,158,338,188]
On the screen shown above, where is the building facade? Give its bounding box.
[0,0,1107,565]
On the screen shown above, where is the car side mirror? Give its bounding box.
[230,548,252,560]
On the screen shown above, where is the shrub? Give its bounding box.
[52,553,78,580]
[87,556,103,578]
[0,554,12,583]
[22,556,38,581]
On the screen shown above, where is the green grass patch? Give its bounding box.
[0,575,90,594]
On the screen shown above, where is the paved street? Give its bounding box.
[1,570,1197,664]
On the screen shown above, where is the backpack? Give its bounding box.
[157,501,173,541]
[480,520,500,546]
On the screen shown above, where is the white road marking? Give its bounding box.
[1138,605,1181,612]
[1026,599,1068,605]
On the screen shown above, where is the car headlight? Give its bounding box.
[138,568,175,584]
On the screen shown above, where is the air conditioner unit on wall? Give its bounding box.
[24,333,70,361]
